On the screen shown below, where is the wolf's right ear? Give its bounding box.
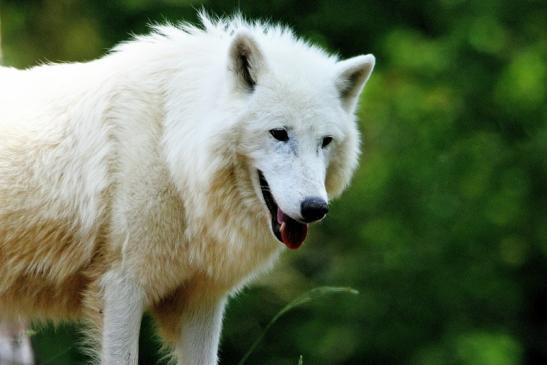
[228,31,266,92]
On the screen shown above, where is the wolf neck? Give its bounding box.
[101,33,228,195]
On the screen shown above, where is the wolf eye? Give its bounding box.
[322,136,333,148]
[269,129,289,142]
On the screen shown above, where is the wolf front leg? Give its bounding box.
[153,286,227,365]
[175,296,227,365]
[101,270,146,365]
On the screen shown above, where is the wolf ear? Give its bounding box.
[229,31,265,92]
[335,54,375,111]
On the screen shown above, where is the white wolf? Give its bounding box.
[0,13,374,365]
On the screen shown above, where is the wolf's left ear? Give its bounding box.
[229,30,266,92]
[335,54,375,111]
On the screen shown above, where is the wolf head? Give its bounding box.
[225,30,375,249]
[161,19,374,251]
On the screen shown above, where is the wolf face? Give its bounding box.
[227,31,375,249]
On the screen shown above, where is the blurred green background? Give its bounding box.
[1,0,546,364]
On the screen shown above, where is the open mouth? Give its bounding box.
[258,170,309,250]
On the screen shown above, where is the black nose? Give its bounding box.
[301,197,329,223]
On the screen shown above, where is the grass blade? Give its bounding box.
[238,286,358,365]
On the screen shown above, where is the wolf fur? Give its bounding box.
[0,13,374,364]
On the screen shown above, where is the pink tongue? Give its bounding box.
[277,208,308,250]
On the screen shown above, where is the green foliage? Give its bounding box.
[238,287,358,365]
[2,0,546,364]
